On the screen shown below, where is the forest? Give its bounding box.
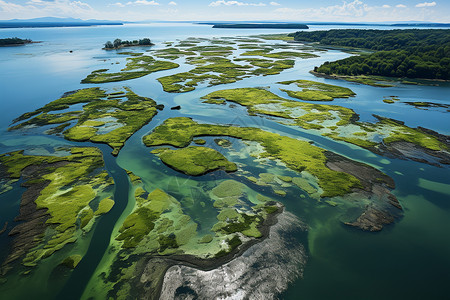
[104,38,154,49]
[0,37,32,46]
[290,29,450,80]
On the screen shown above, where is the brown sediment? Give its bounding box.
[324,151,403,231]
[113,205,283,300]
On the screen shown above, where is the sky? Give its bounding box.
[0,0,449,23]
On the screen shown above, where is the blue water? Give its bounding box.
[1,23,449,299]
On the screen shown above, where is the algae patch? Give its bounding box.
[10,87,160,156]
[151,146,237,176]
[0,147,114,273]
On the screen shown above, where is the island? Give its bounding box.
[0,37,33,46]
[104,38,154,50]
[210,23,309,29]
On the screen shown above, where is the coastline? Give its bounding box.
[131,204,284,300]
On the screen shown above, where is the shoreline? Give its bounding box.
[133,204,284,300]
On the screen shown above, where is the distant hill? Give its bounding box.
[0,17,123,28]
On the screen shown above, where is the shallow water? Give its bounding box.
[1,23,449,299]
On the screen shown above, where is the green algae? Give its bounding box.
[143,117,362,197]
[377,116,448,151]
[81,55,179,83]
[315,73,396,87]
[198,234,213,244]
[61,255,83,269]
[95,197,115,215]
[125,170,142,184]
[116,187,198,252]
[212,180,245,198]
[202,87,355,129]
[193,139,206,145]
[292,177,317,195]
[0,147,114,269]
[279,79,356,101]
[202,87,448,155]
[151,146,237,176]
[10,88,159,155]
[254,34,295,41]
[157,58,251,93]
[241,49,317,59]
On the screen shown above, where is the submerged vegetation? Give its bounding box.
[151,146,237,176]
[80,36,319,92]
[0,147,114,272]
[202,87,449,165]
[9,87,160,155]
[143,117,362,197]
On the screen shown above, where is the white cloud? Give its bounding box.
[130,0,160,5]
[275,0,373,18]
[209,1,266,7]
[396,4,406,8]
[416,1,436,7]
[0,0,94,18]
[168,1,177,5]
[270,1,280,6]
[111,2,125,7]
[112,0,159,6]
[382,4,390,8]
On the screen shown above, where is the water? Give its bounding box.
[1,23,449,299]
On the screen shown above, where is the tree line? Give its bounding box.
[104,38,154,49]
[290,29,450,80]
[0,37,32,46]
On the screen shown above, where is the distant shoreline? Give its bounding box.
[208,23,309,29]
[0,38,39,47]
[0,22,123,29]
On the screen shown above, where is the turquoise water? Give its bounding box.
[1,23,449,299]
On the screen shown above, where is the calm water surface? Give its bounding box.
[1,23,449,299]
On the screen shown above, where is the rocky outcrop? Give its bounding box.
[159,211,307,300]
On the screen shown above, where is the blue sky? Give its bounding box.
[0,0,449,22]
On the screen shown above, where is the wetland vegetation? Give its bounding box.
[1,29,449,300]
[9,87,160,155]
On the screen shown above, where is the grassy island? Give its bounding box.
[81,55,179,83]
[82,37,319,92]
[143,117,362,197]
[151,146,237,176]
[0,147,114,271]
[201,87,449,165]
[10,87,160,155]
[279,79,356,101]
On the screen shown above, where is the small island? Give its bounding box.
[211,23,309,29]
[0,37,33,47]
[103,38,154,50]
